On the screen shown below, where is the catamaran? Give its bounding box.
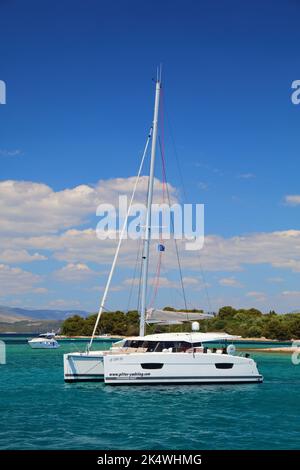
[64,72,263,385]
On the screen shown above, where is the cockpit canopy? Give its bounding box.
[123,339,203,352]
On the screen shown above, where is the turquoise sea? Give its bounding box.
[0,336,299,450]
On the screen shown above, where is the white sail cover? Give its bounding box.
[146,308,214,324]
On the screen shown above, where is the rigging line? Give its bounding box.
[164,93,213,314]
[158,135,188,313]
[164,95,188,202]
[198,259,212,312]
[87,126,153,351]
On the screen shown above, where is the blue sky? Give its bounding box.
[1,0,300,313]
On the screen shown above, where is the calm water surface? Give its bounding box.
[0,339,299,450]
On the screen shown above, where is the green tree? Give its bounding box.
[289,318,300,339]
[247,325,263,338]
[218,306,236,319]
[263,319,290,341]
[61,315,85,336]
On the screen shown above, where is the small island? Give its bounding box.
[60,306,300,342]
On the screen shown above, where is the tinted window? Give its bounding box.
[141,363,164,369]
[215,363,234,369]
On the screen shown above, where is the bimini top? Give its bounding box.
[126,332,240,344]
[39,332,55,338]
[146,308,214,324]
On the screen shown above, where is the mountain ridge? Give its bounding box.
[0,305,90,323]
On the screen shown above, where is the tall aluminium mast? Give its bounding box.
[139,71,161,336]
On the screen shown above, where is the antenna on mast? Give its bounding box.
[157,64,163,83]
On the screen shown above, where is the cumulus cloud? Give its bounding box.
[0,264,43,295]
[3,228,300,276]
[281,291,300,298]
[284,195,300,206]
[190,230,300,273]
[0,249,47,263]
[246,291,267,301]
[4,180,300,278]
[0,178,177,235]
[219,277,243,288]
[54,263,99,282]
[3,176,300,310]
[123,275,205,291]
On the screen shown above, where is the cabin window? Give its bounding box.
[146,342,159,352]
[141,363,164,369]
[155,341,174,352]
[215,363,234,369]
[124,340,145,349]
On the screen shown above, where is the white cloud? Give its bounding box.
[47,299,82,308]
[238,173,256,179]
[198,182,208,191]
[281,291,300,298]
[219,277,243,288]
[188,230,300,273]
[267,277,284,283]
[246,291,267,301]
[4,176,300,311]
[34,287,48,294]
[4,228,300,276]
[3,179,300,277]
[284,195,300,206]
[54,263,98,282]
[0,178,177,235]
[123,275,202,291]
[0,264,43,295]
[0,249,47,263]
[88,284,123,293]
[181,276,200,286]
[123,276,178,289]
[0,149,22,157]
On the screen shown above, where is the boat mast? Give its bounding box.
[139,71,161,336]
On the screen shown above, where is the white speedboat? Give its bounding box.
[64,71,263,385]
[28,332,60,349]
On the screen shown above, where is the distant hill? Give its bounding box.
[0,305,90,323]
[0,319,64,334]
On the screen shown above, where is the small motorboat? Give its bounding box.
[28,332,60,349]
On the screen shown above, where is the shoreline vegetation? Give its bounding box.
[60,306,300,342]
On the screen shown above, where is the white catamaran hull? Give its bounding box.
[64,352,105,382]
[104,352,263,385]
